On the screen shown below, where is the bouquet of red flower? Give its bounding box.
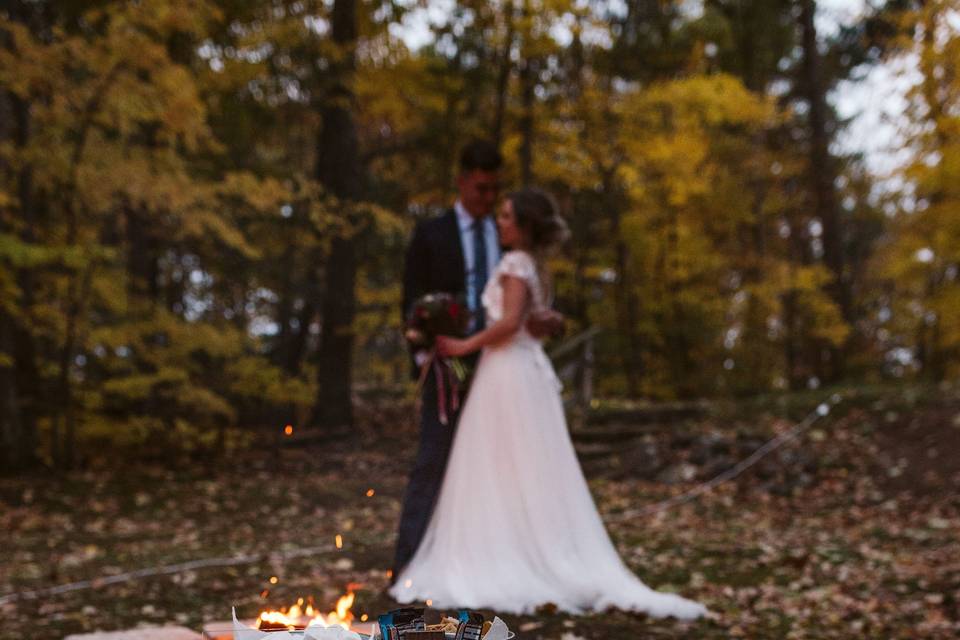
[405,292,472,424]
[405,292,470,350]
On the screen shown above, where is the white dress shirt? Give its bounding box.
[455,200,501,332]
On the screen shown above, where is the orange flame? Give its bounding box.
[331,591,355,626]
[257,591,356,631]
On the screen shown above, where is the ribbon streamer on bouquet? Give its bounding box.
[413,349,461,426]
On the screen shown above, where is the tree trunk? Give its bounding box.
[518,55,535,187]
[799,0,848,379]
[517,0,535,186]
[782,288,802,390]
[0,316,26,471]
[287,285,317,376]
[917,3,948,380]
[274,244,296,369]
[1,84,40,470]
[742,151,773,391]
[313,0,364,429]
[276,239,318,376]
[604,172,643,396]
[124,204,161,301]
[784,189,816,389]
[619,238,644,396]
[491,0,515,147]
[566,34,590,330]
[665,210,693,396]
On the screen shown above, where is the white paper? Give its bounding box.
[231,608,365,640]
[232,607,284,640]
[483,617,511,640]
[302,621,363,640]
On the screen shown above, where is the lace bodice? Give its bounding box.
[481,250,546,323]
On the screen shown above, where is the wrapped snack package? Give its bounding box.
[453,611,484,640]
[228,605,510,640]
[426,617,460,635]
[378,607,426,640]
[423,613,510,640]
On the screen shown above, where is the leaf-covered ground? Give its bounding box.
[2,386,959,639]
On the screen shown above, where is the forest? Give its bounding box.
[2,2,960,638]
[2,0,958,468]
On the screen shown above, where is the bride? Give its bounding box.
[389,188,707,619]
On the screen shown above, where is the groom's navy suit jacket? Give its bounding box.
[394,207,473,577]
[401,209,469,377]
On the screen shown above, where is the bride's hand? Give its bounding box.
[436,335,474,357]
[526,309,565,339]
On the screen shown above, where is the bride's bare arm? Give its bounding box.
[436,275,529,357]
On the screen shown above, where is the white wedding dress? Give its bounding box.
[389,251,706,619]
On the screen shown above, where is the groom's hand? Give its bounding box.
[527,309,565,340]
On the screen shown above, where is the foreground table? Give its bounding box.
[65,626,202,640]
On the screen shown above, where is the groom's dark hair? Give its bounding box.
[459,139,502,173]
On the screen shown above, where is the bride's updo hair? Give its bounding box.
[507,188,570,253]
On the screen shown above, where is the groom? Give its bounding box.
[392,139,562,580]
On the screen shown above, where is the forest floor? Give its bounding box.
[2,384,959,639]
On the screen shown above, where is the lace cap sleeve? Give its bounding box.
[497,250,537,284]
[497,250,546,309]
[482,250,545,320]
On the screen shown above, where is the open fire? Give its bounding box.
[256,592,356,631]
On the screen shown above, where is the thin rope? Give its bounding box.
[0,544,335,605]
[609,392,844,521]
